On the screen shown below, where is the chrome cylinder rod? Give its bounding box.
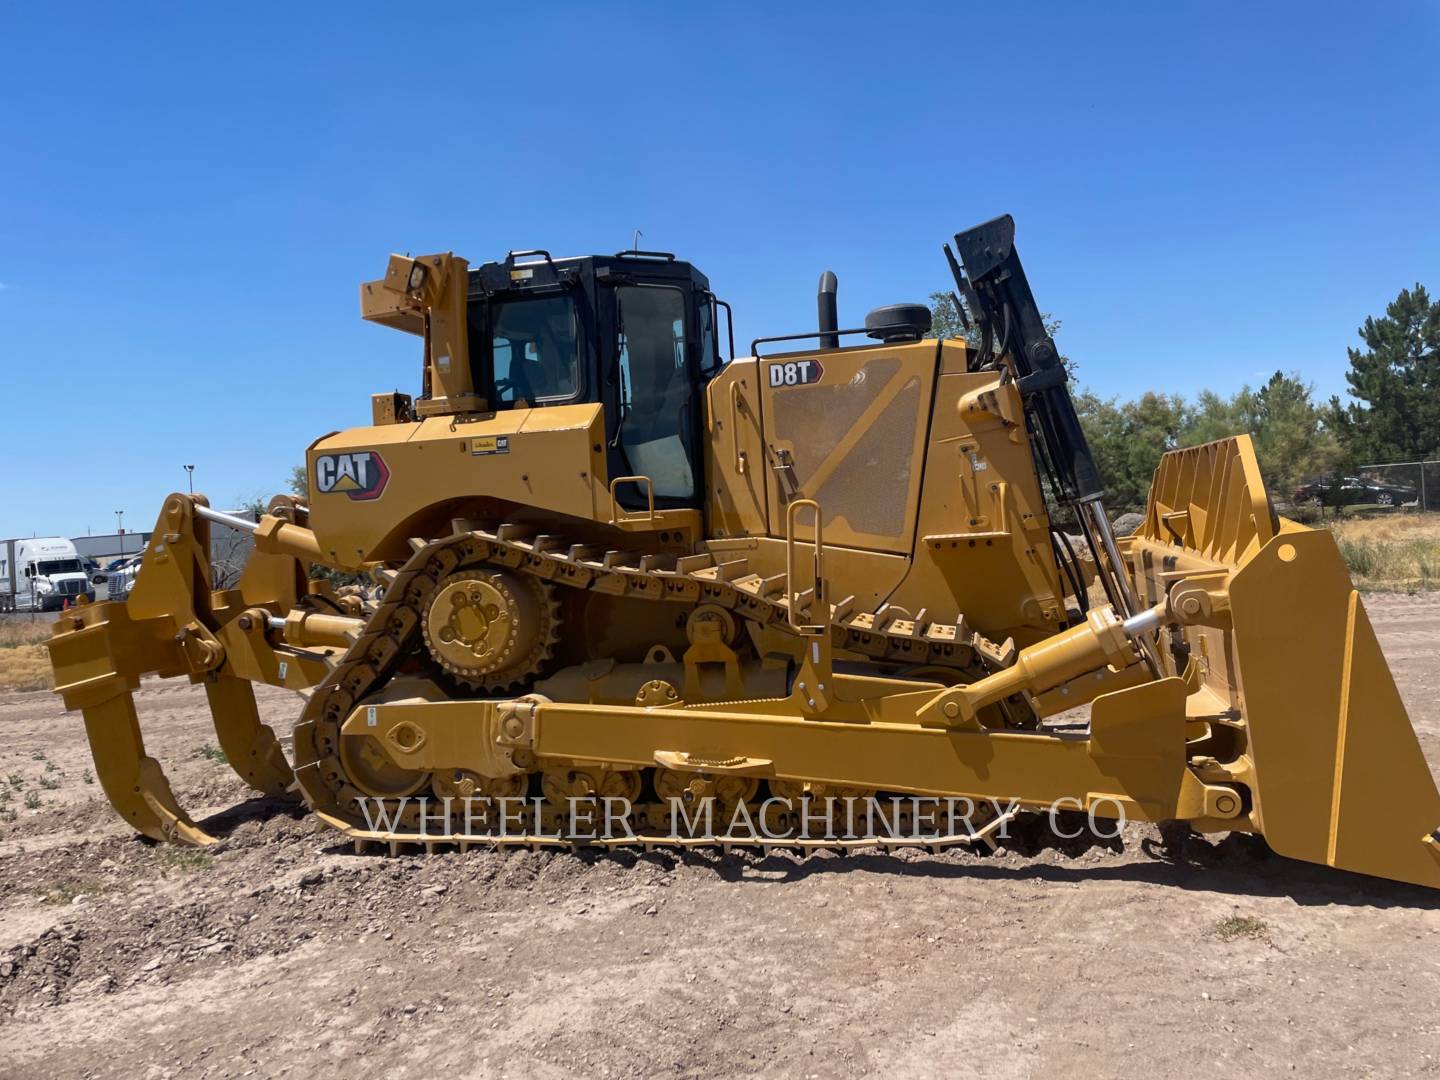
[1122,604,1165,638]
[194,504,259,533]
[1078,496,1162,675]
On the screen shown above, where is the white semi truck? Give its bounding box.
[0,537,97,612]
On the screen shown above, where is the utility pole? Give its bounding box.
[115,510,125,557]
[184,464,195,494]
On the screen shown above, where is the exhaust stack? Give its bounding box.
[817,270,839,350]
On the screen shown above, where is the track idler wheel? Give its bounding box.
[338,728,432,800]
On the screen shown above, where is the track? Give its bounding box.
[290,521,1019,851]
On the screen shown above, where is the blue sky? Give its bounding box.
[3,3,1437,538]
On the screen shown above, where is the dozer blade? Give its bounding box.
[45,494,301,845]
[1129,436,1440,890]
[1230,530,1440,889]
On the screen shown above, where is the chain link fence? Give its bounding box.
[1292,460,1440,513]
[1362,461,1440,512]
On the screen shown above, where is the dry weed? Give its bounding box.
[0,644,53,692]
[1328,514,1440,591]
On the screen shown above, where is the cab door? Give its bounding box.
[758,341,937,555]
[605,282,703,508]
[703,357,768,537]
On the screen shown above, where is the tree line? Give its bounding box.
[929,284,1440,512]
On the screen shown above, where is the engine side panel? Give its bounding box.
[756,339,936,556]
[305,405,610,565]
[887,347,1067,644]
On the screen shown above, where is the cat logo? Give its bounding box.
[314,451,389,501]
[766,358,825,388]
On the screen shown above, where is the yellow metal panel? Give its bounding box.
[703,360,769,538]
[1138,433,1274,562]
[937,339,974,375]
[758,340,936,554]
[1230,529,1440,888]
[889,371,1065,642]
[306,407,610,565]
[509,678,1196,819]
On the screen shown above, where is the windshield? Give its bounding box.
[36,559,83,575]
[488,295,579,405]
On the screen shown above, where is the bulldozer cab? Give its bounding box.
[467,251,723,509]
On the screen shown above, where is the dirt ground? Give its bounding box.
[0,596,1437,1079]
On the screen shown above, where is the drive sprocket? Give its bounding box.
[421,567,559,692]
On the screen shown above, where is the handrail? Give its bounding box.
[751,323,919,358]
[608,475,656,526]
[784,498,826,634]
[729,382,748,475]
[715,298,736,361]
[505,249,557,272]
[613,250,676,261]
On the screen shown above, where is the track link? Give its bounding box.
[292,522,1016,851]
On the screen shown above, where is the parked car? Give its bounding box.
[1293,474,1419,508]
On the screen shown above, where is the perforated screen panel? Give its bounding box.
[766,356,927,550]
[769,358,902,472]
[811,378,920,539]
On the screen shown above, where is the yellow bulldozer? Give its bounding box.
[45,216,1440,890]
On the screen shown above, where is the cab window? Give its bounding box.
[698,296,719,376]
[489,295,580,405]
[615,286,694,499]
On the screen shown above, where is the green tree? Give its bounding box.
[289,464,308,497]
[1074,391,1186,512]
[1240,372,1342,495]
[928,289,1343,510]
[1339,284,1440,462]
[927,292,1073,374]
[1075,373,1337,512]
[1179,372,1340,496]
[1180,389,1247,447]
[927,291,977,346]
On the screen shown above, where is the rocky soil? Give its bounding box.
[1,595,1438,1078]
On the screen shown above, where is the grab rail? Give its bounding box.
[608,475,656,526]
[784,498,826,634]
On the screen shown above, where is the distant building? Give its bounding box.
[4,510,257,600]
[73,532,153,564]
